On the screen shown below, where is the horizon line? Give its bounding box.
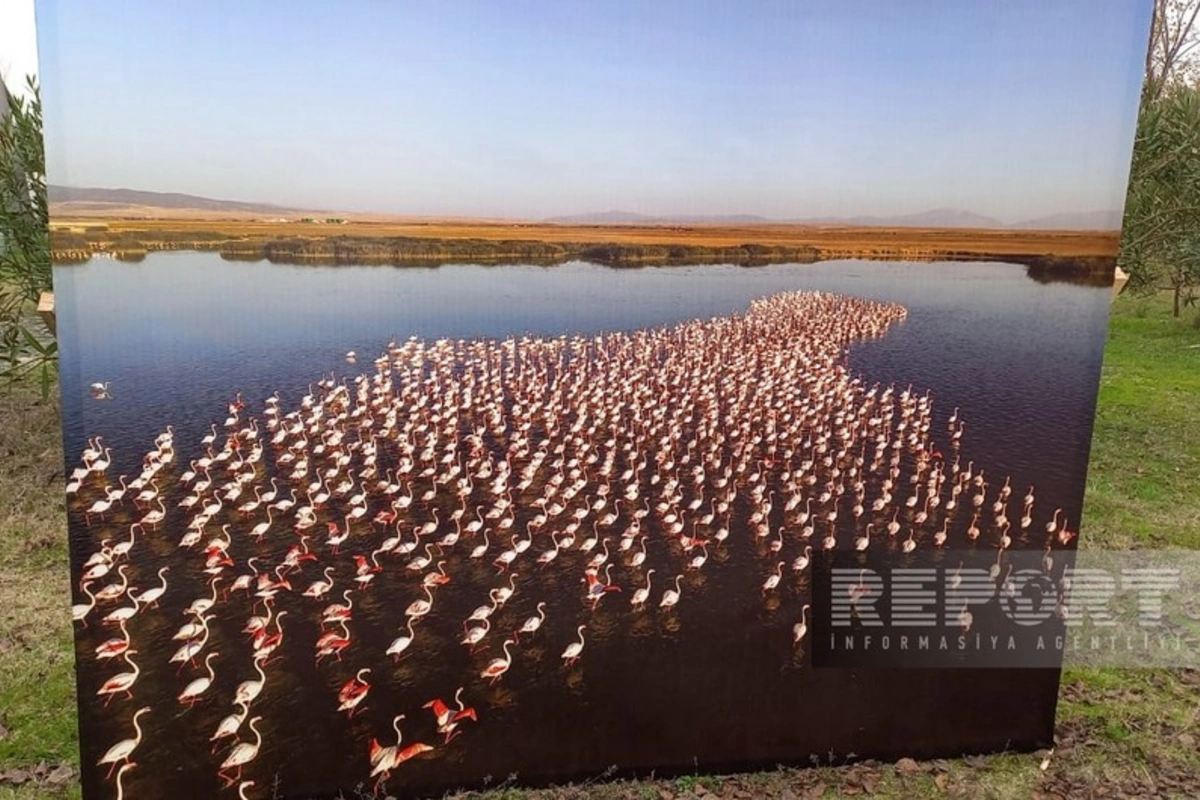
[47,184,1124,231]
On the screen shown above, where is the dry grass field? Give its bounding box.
[48,214,1119,262]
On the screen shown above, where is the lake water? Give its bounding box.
[53,253,1111,799]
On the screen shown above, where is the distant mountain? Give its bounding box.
[546,206,1119,230]
[545,208,1007,228]
[48,185,307,214]
[1013,210,1123,230]
[832,208,1006,229]
[49,186,1121,230]
[544,210,771,225]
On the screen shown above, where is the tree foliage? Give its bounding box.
[1145,0,1200,100]
[0,76,55,392]
[1120,1,1200,317]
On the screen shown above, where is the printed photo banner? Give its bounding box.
[36,2,1153,798]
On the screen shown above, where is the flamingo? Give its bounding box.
[762,561,785,594]
[405,585,435,620]
[187,578,222,616]
[210,700,251,752]
[167,608,209,640]
[461,616,490,650]
[494,573,518,607]
[1057,517,1078,546]
[516,602,547,641]
[369,714,407,769]
[337,669,372,718]
[585,563,621,609]
[423,689,461,729]
[561,624,588,667]
[957,601,974,634]
[406,542,437,572]
[436,688,478,743]
[370,716,433,791]
[95,618,132,660]
[89,446,113,473]
[586,537,611,570]
[72,581,97,627]
[387,618,417,660]
[480,638,516,684]
[139,496,167,530]
[242,506,275,542]
[315,618,352,663]
[229,558,262,596]
[218,716,263,788]
[423,560,451,588]
[660,574,684,610]
[537,531,563,567]
[469,529,491,559]
[81,557,112,587]
[854,524,872,552]
[630,569,655,609]
[102,592,142,626]
[322,590,355,625]
[132,567,169,608]
[97,650,141,706]
[169,614,214,668]
[110,523,141,560]
[326,516,352,553]
[793,604,811,643]
[113,762,136,800]
[630,535,649,568]
[468,590,501,623]
[792,546,812,573]
[234,656,268,705]
[97,706,150,778]
[303,566,336,599]
[933,519,949,548]
[178,652,219,706]
[253,611,288,663]
[84,496,114,525]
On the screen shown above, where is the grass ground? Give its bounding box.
[0,291,1197,799]
[50,215,1119,259]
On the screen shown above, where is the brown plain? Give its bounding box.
[48,213,1119,259]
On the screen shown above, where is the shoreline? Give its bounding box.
[48,220,1119,282]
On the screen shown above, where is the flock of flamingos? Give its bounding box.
[66,291,1076,799]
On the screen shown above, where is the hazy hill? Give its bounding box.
[832,208,1005,228]
[544,210,772,225]
[47,186,1121,231]
[48,185,305,215]
[546,207,1121,230]
[545,208,1008,229]
[1014,210,1124,229]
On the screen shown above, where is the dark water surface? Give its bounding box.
[53,255,1111,799]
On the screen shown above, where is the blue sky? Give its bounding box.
[35,1,1152,222]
